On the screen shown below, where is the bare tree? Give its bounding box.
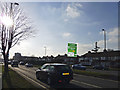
[0,2,34,72]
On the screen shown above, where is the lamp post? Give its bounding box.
[102,29,106,51]
[44,46,46,56]
[10,3,19,18]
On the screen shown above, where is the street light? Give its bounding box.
[102,29,107,51]
[10,2,19,20]
[44,46,46,56]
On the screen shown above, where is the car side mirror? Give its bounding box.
[38,68,41,70]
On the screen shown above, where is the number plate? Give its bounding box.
[62,73,69,75]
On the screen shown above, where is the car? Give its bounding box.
[93,65,109,70]
[36,63,73,85]
[11,60,19,67]
[25,63,33,67]
[19,61,25,65]
[72,64,86,70]
[8,60,11,64]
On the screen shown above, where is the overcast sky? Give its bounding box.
[9,2,118,58]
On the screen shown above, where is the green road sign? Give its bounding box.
[67,43,77,57]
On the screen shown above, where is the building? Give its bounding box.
[13,53,22,61]
[41,55,54,62]
[13,53,39,62]
[13,50,120,67]
[79,50,120,67]
[40,54,79,64]
[54,54,79,64]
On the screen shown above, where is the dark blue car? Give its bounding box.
[36,63,73,85]
[72,64,86,70]
[19,61,25,65]
[11,60,19,67]
[93,65,109,70]
[25,63,33,67]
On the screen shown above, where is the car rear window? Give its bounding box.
[54,65,71,72]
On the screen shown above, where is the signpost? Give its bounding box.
[67,43,77,57]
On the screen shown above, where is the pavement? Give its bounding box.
[0,76,2,90]
[0,64,2,90]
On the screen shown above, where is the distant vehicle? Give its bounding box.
[8,60,11,64]
[93,65,109,70]
[19,61,25,65]
[11,60,18,67]
[36,63,73,85]
[72,64,86,70]
[25,63,33,67]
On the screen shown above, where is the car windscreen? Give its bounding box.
[54,65,71,72]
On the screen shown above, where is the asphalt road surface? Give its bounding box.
[9,65,119,89]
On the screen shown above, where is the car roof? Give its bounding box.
[44,63,66,66]
[12,60,18,62]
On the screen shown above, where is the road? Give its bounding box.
[9,65,119,89]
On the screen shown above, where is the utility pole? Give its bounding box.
[44,46,46,56]
[102,29,107,51]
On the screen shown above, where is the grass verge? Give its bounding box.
[2,65,37,88]
[73,69,119,81]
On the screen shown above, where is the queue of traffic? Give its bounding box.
[8,60,33,67]
[8,60,74,85]
[8,60,110,85]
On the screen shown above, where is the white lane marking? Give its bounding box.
[72,80,102,88]
[74,73,119,83]
[16,69,49,90]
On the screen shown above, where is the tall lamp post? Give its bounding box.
[44,46,46,56]
[10,3,19,20]
[102,29,107,51]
